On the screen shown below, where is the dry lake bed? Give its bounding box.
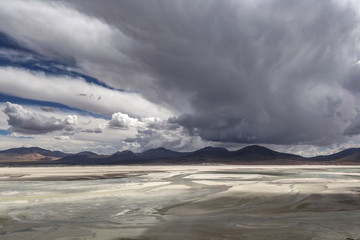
[1,165,360,240]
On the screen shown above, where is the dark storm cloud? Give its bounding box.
[342,64,360,136]
[68,0,360,145]
[2,0,360,147]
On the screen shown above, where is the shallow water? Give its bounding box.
[0,165,360,240]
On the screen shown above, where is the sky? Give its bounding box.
[2,0,360,156]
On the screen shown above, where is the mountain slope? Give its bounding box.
[186,147,230,160]
[312,148,360,161]
[333,152,360,163]
[0,147,66,158]
[137,147,187,159]
[2,145,360,165]
[0,147,67,163]
[232,145,304,161]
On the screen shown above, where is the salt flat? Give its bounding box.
[0,165,360,240]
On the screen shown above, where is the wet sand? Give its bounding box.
[0,165,360,239]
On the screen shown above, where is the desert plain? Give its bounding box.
[0,165,360,240]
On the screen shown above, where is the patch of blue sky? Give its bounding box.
[0,32,32,53]
[317,146,328,152]
[0,129,34,139]
[13,136,34,139]
[0,129,11,136]
[0,51,119,90]
[0,93,111,120]
[0,31,124,91]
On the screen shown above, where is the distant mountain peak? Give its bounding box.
[139,147,184,159]
[2,145,360,165]
[75,151,98,157]
[312,147,360,160]
[240,145,272,151]
[143,147,173,153]
[0,146,66,158]
[196,146,229,152]
[233,145,303,161]
[111,150,135,156]
[236,145,277,154]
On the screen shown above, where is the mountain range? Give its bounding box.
[1,145,360,165]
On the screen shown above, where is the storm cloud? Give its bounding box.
[2,0,360,153]
[69,0,360,145]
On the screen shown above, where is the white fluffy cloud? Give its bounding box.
[106,110,207,151]
[1,102,190,153]
[0,102,124,153]
[109,112,141,129]
[2,102,107,135]
[3,102,77,134]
